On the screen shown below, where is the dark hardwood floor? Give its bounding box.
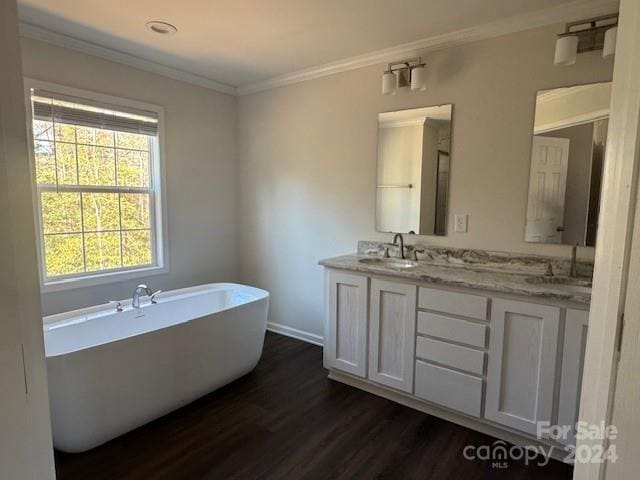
[55,332,573,480]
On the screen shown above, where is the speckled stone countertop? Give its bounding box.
[319,243,593,306]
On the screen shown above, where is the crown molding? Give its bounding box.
[237,0,618,96]
[537,82,605,102]
[534,108,609,133]
[18,22,238,96]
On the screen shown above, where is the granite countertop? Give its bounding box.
[319,253,592,306]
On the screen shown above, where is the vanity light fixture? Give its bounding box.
[146,21,178,35]
[382,57,427,95]
[554,35,580,65]
[553,13,618,66]
[602,26,617,58]
[382,71,397,95]
[410,64,427,91]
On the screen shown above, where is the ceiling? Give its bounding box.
[18,0,611,92]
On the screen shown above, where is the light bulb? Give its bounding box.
[554,35,579,66]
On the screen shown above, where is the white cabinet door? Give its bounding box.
[368,279,417,393]
[485,299,560,434]
[557,308,589,445]
[324,270,368,377]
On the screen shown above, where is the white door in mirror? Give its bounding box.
[525,136,570,243]
[454,214,468,233]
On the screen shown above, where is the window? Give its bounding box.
[26,82,166,290]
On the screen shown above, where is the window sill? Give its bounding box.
[41,265,169,294]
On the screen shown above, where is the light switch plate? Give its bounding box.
[454,214,468,233]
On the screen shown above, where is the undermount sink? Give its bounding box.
[525,275,592,293]
[358,257,418,269]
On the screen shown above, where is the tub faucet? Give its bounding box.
[392,233,405,259]
[132,284,161,309]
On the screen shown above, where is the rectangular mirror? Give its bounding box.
[525,82,611,246]
[376,105,453,235]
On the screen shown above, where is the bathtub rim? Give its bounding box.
[43,282,268,328]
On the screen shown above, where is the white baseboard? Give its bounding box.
[266,322,324,346]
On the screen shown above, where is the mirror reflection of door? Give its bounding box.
[525,136,570,243]
[525,82,612,246]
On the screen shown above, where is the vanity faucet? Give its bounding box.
[392,233,405,259]
[569,244,579,278]
[132,284,161,309]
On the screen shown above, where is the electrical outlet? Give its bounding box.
[454,214,468,233]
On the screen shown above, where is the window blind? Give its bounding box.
[32,89,158,136]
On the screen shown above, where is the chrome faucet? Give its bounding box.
[392,233,405,259]
[569,244,578,278]
[132,284,161,309]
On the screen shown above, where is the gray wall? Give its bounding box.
[21,38,239,316]
[237,24,613,338]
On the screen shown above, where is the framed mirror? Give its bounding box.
[375,104,453,235]
[525,81,611,246]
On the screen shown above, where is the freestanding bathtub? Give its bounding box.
[43,283,269,453]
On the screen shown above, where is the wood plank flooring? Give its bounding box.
[55,332,573,479]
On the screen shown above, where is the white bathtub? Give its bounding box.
[43,283,269,453]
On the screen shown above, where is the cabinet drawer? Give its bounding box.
[417,311,487,348]
[418,287,488,320]
[415,360,483,417]
[416,336,485,375]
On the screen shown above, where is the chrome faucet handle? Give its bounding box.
[410,249,419,261]
[545,263,554,277]
[150,290,162,304]
[108,300,123,312]
[383,247,390,258]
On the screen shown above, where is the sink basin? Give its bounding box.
[525,276,592,293]
[358,257,418,269]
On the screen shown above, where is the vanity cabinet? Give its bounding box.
[557,308,590,445]
[368,279,417,393]
[485,301,588,441]
[324,270,368,377]
[415,360,484,417]
[418,286,488,320]
[414,287,488,417]
[485,299,561,434]
[323,267,589,453]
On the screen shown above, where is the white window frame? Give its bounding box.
[23,79,169,293]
